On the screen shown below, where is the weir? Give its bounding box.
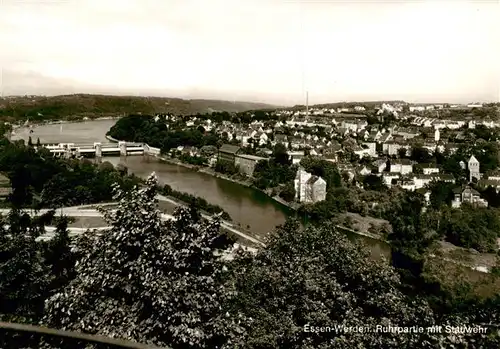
[39,142,149,158]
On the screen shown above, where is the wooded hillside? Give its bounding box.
[0,94,277,121]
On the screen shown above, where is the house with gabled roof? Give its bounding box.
[420,163,440,175]
[218,144,241,165]
[294,168,327,203]
[452,186,488,208]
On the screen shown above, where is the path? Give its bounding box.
[0,198,265,248]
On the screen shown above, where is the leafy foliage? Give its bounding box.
[0,209,51,324]
[387,191,439,258]
[43,174,240,348]
[228,219,500,348]
[0,139,139,208]
[107,115,220,153]
[299,156,342,190]
[0,208,76,325]
[253,143,297,190]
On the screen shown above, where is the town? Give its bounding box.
[108,102,500,209]
[2,98,500,348]
[1,0,499,346]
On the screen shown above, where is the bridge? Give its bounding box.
[40,142,161,158]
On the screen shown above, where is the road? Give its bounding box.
[0,195,265,248]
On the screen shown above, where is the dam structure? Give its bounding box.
[39,142,161,159]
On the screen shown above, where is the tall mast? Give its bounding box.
[306,91,309,119]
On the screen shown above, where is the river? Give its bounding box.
[11,119,496,282]
[11,119,384,246]
[6,117,498,311]
[106,156,291,235]
[11,119,291,235]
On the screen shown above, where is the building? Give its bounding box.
[218,144,241,165]
[235,154,268,177]
[413,174,433,189]
[468,155,481,182]
[287,151,305,165]
[382,173,400,187]
[452,186,488,208]
[294,168,327,203]
[0,173,11,199]
[421,163,440,175]
[390,159,413,175]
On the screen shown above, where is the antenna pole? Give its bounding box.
[306,91,309,119]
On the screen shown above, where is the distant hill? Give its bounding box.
[289,100,407,110]
[0,94,277,122]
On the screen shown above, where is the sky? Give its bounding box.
[0,0,499,106]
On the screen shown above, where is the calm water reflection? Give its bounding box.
[104,156,289,235]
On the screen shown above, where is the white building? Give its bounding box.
[294,168,327,203]
[382,173,400,187]
[452,186,488,208]
[421,164,440,175]
[468,155,481,182]
[390,160,413,175]
[434,128,440,142]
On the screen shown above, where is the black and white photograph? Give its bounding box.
[0,0,499,348]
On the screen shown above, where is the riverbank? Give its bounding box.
[42,116,121,125]
[99,136,497,274]
[105,134,120,143]
[137,154,497,273]
[12,116,121,129]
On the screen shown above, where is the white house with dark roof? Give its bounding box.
[390,159,413,175]
[421,163,440,175]
[294,168,327,203]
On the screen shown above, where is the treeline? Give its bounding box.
[0,212,78,327]
[0,94,275,122]
[160,184,231,221]
[1,177,498,349]
[107,114,220,153]
[0,137,139,208]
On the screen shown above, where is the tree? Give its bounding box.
[229,219,479,348]
[36,137,41,147]
[43,174,241,348]
[0,209,52,324]
[273,143,290,166]
[388,191,438,253]
[398,147,407,158]
[28,136,33,147]
[41,216,77,295]
[279,182,296,202]
[300,156,342,190]
[428,181,455,209]
[362,174,386,191]
[410,146,432,163]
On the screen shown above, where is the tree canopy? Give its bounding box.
[0,172,499,349]
[43,174,240,348]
